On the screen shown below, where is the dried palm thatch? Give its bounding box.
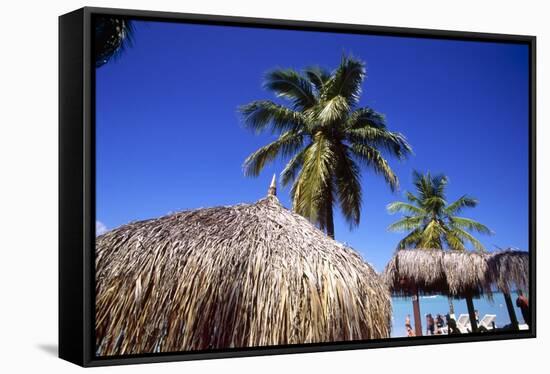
[486,250,529,294]
[383,249,492,298]
[442,250,491,297]
[95,188,391,356]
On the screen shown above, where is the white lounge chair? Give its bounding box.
[478,314,496,330]
[456,314,471,333]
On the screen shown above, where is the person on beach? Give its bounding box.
[435,314,445,334]
[446,314,461,334]
[405,314,415,337]
[516,290,530,327]
[426,314,435,335]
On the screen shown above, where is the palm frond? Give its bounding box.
[387,216,424,232]
[413,171,445,202]
[316,95,350,126]
[412,170,431,200]
[322,56,365,106]
[405,191,421,204]
[304,66,331,93]
[351,144,398,191]
[443,229,467,251]
[451,227,487,252]
[243,131,304,176]
[264,69,316,109]
[345,107,386,130]
[291,134,334,222]
[420,220,444,249]
[346,127,412,160]
[396,228,424,249]
[450,217,493,235]
[333,146,362,227]
[280,145,310,186]
[432,174,448,198]
[386,201,425,215]
[95,17,134,68]
[239,100,305,134]
[423,196,447,212]
[445,195,478,215]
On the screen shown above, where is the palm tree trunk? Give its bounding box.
[447,297,455,316]
[324,183,335,239]
[326,203,335,239]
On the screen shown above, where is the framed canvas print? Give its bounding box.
[59,6,536,367]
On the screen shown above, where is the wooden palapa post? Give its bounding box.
[465,295,478,332]
[412,287,422,336]
[503,292,519,330]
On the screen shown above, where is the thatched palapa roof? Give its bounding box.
[383,249,491,298]
[486,250,529,294]
[95,179,391,356]
[384,248,529,298]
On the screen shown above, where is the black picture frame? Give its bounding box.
[59,6,536,367]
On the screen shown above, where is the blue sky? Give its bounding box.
[96,20,529,271]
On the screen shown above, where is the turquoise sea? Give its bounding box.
[391,291,527,337]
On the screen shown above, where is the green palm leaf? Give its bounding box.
[95,17,134,68]
[322,56,365,106]
[304,66,331,93]
[443,229,467,251]
[243,131,304,176]
[333,146,362,227]
[347,126,411,159]
[316,95,350,126]
[345,107,386,130]
[239,100,305,134]
[351,143,399,191]
[386,201,425,215]
[445,195,478,215]
[450,217,493,235]
[397,228,424,249]
[263,69,316,109]
[451,227,487,252]
[420,220,444,249]
[280,145,310,186]
[291,135,333,221]
[388,216,424,232]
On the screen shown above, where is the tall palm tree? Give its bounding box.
[95,16,134,68]
[240,56,412,238]
[387,171,493,251]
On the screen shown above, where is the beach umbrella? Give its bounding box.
[95,177,391,356]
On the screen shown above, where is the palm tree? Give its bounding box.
[387,170,493,316]
[387,171,492,251]
[95,16,134,68]
[240,56,412,238]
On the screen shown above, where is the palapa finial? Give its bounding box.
[268,174,277,196]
